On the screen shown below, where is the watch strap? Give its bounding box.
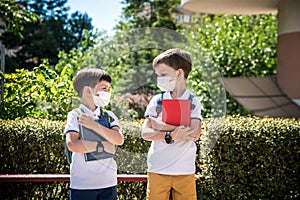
[165,131,174,144]
[96,141,104,153]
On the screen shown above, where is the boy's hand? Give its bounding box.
[172,126,197,142]
[102,141,116,154]
[78,114,97,130]
[148,116,166,131]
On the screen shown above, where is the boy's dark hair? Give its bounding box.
[73,68,111,97]
[152,48,192,79]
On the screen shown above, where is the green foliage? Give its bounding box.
[190,14,277,77]
[0,31,97,120]
[1,116,299,199]
[117,120,150,174]
[1,1,280,120]
[94,0,186,118]
[1,0,96,73]
[0,118,148,199]
[183,14,277,115]
[0,63,74,120]
[0,117,69,199]
[198,116,300,199]
[118,0,180,30]
[0,0,39,38]
[84,28,187,95]
[185,52,227,118]
[55,30,95,74]
[0,118,67,174]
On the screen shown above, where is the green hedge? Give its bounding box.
[0,116,299,199]
[198,116,300,199]
[0,118,148,199]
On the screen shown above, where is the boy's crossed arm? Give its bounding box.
[66,131,116,154]
[142,116,201,142]
[66,114,124,154]
[78,113,124,146]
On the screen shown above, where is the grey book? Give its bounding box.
[79,125,114,162]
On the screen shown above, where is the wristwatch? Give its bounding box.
[165,131,174,144]
[96,141,104,153]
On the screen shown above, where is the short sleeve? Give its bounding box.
[191,96,202,121]
[64,110,80,135]
[144,94,161,118]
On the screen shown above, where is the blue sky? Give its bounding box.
[67,0,123,33]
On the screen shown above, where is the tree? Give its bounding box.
[0,0,39,38]
[0,29,97,120]
[110,0,182,92]
[81,0,184,119]
[183,14,277,116]
[1,0,95,73]
[117,0,180,30]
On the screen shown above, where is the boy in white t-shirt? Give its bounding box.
[142,48,202,200]
[64,68,124,200]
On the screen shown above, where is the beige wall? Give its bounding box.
[277,0,300,100]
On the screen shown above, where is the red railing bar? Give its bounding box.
[117,174,147,182]
[0,174,147,183]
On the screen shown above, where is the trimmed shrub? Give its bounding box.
[0,116,299,199]
[0,118,148,199]
[197,116,300,199]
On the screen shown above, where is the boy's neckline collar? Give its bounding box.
[79,104,101,117]
[165,90,190,100]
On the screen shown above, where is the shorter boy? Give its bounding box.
[64,68,124,200]
[142,48,202,200]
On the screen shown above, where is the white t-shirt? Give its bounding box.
[64,104,119,189]
[144,90,202,175]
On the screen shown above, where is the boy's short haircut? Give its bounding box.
[152,48,192,79]
[73,68,111,97]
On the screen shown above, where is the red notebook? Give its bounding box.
[162,99,191,126]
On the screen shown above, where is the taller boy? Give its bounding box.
[142,48,202,200]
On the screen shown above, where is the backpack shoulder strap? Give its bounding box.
[155,92,164,117]
[65,107,84,164]
[100,108,111,127]
[189,94,196,111]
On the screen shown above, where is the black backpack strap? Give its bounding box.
[65,108,83,164]
[64,135,73,164]
[100,108,112,128]
[189,94,196,111]
[155,92,164,117]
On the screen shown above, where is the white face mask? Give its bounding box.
[157,76,176,91]
[92,91,111,107]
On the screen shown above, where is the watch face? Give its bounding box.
[165,132,172,144]
[165,137,171,143]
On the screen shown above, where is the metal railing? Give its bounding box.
[0,174,147,183]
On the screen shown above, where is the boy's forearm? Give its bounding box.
[92,124,124,145]
[158,123,177,132]
[142,128,166,141]
[68,139,97,153]
[142,118,201,142]
[190,119,202,140]
[69,140,116,154]
[142,119,164,141]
